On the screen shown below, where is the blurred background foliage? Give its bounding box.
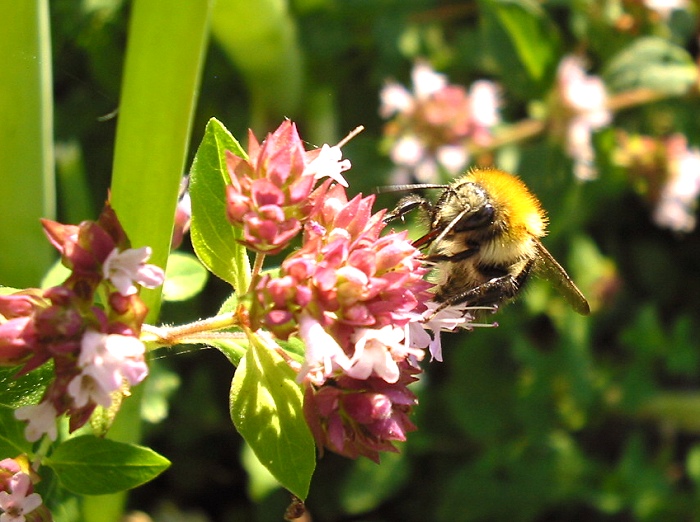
[13,0,700,520]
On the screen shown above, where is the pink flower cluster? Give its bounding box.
[653,134,700,232]
[380,61,500,183]
[225,120,350,255]
[253,184,433,377]
[0,206,164,442]
[615,132,700,232]
[254,186,431,461]
[230,121,472,461]
[303,362,421,461]
[0,457,49,522]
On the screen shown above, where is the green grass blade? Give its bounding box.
[109,0,213,321]
[85,3,213,521]
[0,0,55,287]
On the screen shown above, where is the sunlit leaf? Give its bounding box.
[230,332,315,499]
[190,118,251,293]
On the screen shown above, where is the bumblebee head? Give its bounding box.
[433,182,495,233]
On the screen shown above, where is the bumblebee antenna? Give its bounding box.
[376,183,449,194]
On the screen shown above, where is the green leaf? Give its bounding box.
[45,435,171,495]
[638,392,700,433]
[162,252,209,302]
[190,118,251,292]
[207,337,250,367]
[480,0,559,84]
[241,441,281,501]
[603,37,697,95]
[207,332,304,368]
[230,332,315,499]
[277,337,306,362]
[0,406,32,457]
[0,364,53,409]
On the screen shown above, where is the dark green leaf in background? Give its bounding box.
[604,37,697,95]
[162,252,209,302]
[480,0,560,87]
[211,0,303,131]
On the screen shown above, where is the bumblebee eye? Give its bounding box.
[453,203,495,231]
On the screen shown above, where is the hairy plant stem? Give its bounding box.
[250,252,266,290]
[141,313,243,348]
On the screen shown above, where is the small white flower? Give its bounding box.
[644,0,688,18]
[380,82,414,118]
[412,61,447,100]
[14,401,58,443]
[69,330,148,408]
[559,56,610,125]
[103,247,165,296]
[558,56,611,180]
[414,158,440,184]
[566,118,598,181]
[68,371,112,408]
[348,326,422,383]
[178,191,192,220]
[436,144,469,175]
[0,472,43,522]
[414,302,477,362]
[390,134,425,167]
[304,144,351,187]
[469,80,501,128]
[104,334,149,385]
[297,314,351,385]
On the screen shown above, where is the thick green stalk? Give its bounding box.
[109,0,212,320]
[83,2,212,521]
[0,0,55,287]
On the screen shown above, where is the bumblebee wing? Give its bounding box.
[534,240,590,315]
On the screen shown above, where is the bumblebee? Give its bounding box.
[383,168,590,315]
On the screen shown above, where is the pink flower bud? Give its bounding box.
[0,318,33,366]
[0,293,43,319]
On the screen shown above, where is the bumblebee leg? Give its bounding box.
[383,194,432,223]
[434,261,534,312]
